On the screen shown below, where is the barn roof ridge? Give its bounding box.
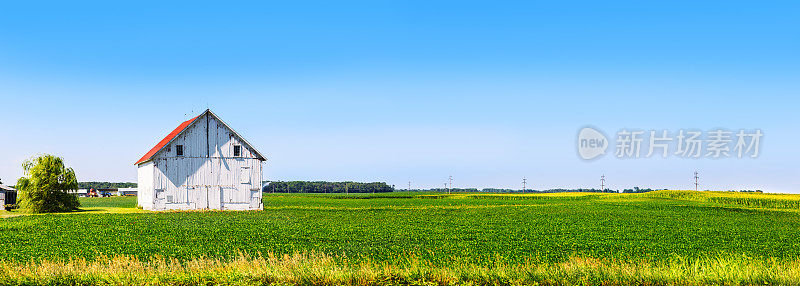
[134,110,266,165]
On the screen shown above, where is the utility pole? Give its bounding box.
[601,175,606,192]
[522,178,527,193]
[448,175,453,194]
[694,171,700,191]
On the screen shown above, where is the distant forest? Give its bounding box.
[621,187,661,193]
[260,184,659,194]
[70,181,671,194]
[263,181,394,193]
[67,181,762,193]
[77,182,137,189]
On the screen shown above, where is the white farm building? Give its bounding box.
[135,110,266,211]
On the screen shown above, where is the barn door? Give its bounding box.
[191,186,208,209]
[207,186,222,210]
[249,189,260,209]
[154,189,166,210]
[222,187,238,204]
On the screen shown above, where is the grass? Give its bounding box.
[5,253,800,285]
[2,253,800,285]
[76,195,138,209]
[1,196,145,218]
[2,191,800,285]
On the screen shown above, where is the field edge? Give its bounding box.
[1,253,799,286]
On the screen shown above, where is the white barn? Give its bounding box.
[135,109,266,211]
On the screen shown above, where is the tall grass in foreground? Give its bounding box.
[1,253,799,286]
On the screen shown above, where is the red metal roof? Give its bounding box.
[134,114,201,165]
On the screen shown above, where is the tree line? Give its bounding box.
[77,182,137,189]
[263,181,394,193]
[621,187,665,193]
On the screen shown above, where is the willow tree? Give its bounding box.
[16,154,80,213]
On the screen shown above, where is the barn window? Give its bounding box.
[176,145,184,156]
[233,145,241,157]
[240,167,250,184]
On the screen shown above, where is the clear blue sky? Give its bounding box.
[1,1,798,192]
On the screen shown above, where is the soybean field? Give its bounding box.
[2,191,800,266]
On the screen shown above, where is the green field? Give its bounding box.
[3,191,800,263]
[2,191,800,285]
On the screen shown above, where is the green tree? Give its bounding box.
[15,154,80,213]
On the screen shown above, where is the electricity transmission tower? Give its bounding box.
[522,178,527,193]
[408,181,411,192]
[448,175,453,194]
[694,171,700,191]
[601,175,606,192]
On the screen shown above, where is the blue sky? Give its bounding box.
[1,1,798,192]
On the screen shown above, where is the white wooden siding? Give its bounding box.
[137,161,155,209]
[141,112,263,211]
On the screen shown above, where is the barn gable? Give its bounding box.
[135,109,266,165]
